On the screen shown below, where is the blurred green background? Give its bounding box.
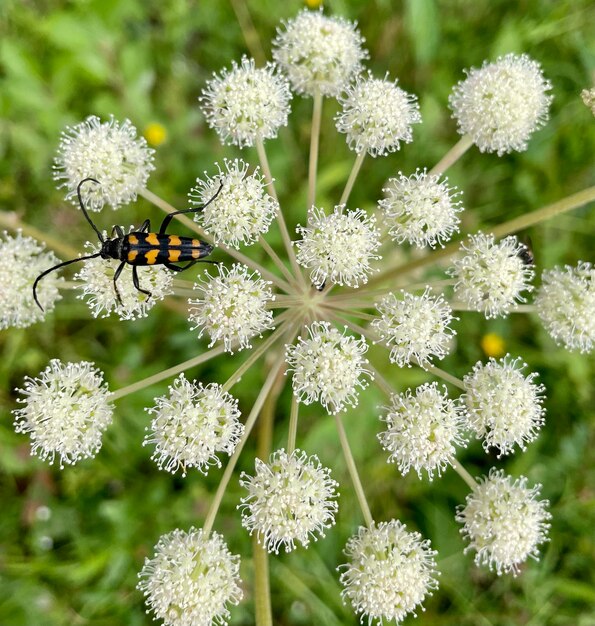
[1,0,595,624]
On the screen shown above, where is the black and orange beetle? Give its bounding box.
[33,178,221,311]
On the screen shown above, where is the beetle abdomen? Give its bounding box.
[124,232,212,265]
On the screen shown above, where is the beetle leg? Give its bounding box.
[113,260,126,305]
[132,265,152,300]
[137,219,151,233]
[158,182,223,234]
[111,225,125,239]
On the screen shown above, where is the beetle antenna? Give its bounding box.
[33,252,102,312]
[77,178,105,243]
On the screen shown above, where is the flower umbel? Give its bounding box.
[339,520,439,625]
[372,288,456,368]
[379,170,463,248]
[379,383,468,479]
[188,264,275,352]
[457,469,551,575]
[200,56,292,148]
[144,375,244,476]
[336,73,422,157]
[463,355,545,456]
[295,205,381,288]
[189,159,278,248]
[535,262,595,353]
[13,360,113,467]
[286,321,371,414]
[272,9,367,97]
[138,527,243,626]
[449,53,552,155]
[0,231,63,329]
[53,115,155,211]
[239,448,339,553]
[449,233,534,318]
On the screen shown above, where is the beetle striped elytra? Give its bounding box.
[33,178,222,311]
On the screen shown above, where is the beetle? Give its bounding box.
[33,177,221,311]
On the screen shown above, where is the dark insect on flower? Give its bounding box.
[518,236,535,266]
[33,178,221,311]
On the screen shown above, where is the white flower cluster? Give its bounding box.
[372,288,456,368]
[0,231,62,328]
[340,520,438,625]
[379,170,463,248]
[272,9,367,97]
[449,233,534,318]
[144,375,243,476]
[188,264,275,352]
[457,469,551,575]
[449,53,552,155]
[239,449,338,553]
[286,321,371,414]
[138,527,242,626]
[295,206,381,288]
[53,115,155,211]
[379,383,468,479]
[189,159,278,248]
[13,360,113,467]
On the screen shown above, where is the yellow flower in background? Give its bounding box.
[305,0,323,8]
[144,122,168,147]
[480,332,506,358]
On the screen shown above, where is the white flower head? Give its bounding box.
[286,321,371,414]
[13,360,113,468]
[339,520,439,625]
[144,375,243,477]
[188,263,275,353]
[371,288,456,368]
[295,205,381,288]
[457,469,551,575]
[0,231,63,329]
[449,233,534,318]
[449,53,553,155]
[463,355,545,456]
[535,262,595,353]
[239,448,338,553]
[189,159,278,248]
[379,169,463,248]
[75,238,173,321]
[336,73,422,157]
[200,56,292,148]
[272,9,367,97]
[379,383,468,480]
[138,527,243,626]
[53,115,155,211]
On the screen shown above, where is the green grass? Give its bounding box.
[1,1,595,624]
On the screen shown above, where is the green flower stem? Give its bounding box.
[255,139,306,289]
[140,188,293,294]
[420,362,466,390]
[429,134,474,176]
[366,184,595,288]
[307,91,323,212]
[259,235,299,289]
[0,211,79,259]
[334,412,374,528]
[228,0,266,65]
[111,344,227,401]
[449,302,536,313]
[252,359,286,626]
[253,538,272,626]
[451,458,478,490]
[287,392,299,454]
[221,310,299,392]
[339,150,366,207]
[366,362,394,398]
[203,352,288,536]
[203,322,300,536]
[322,303,375,321]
